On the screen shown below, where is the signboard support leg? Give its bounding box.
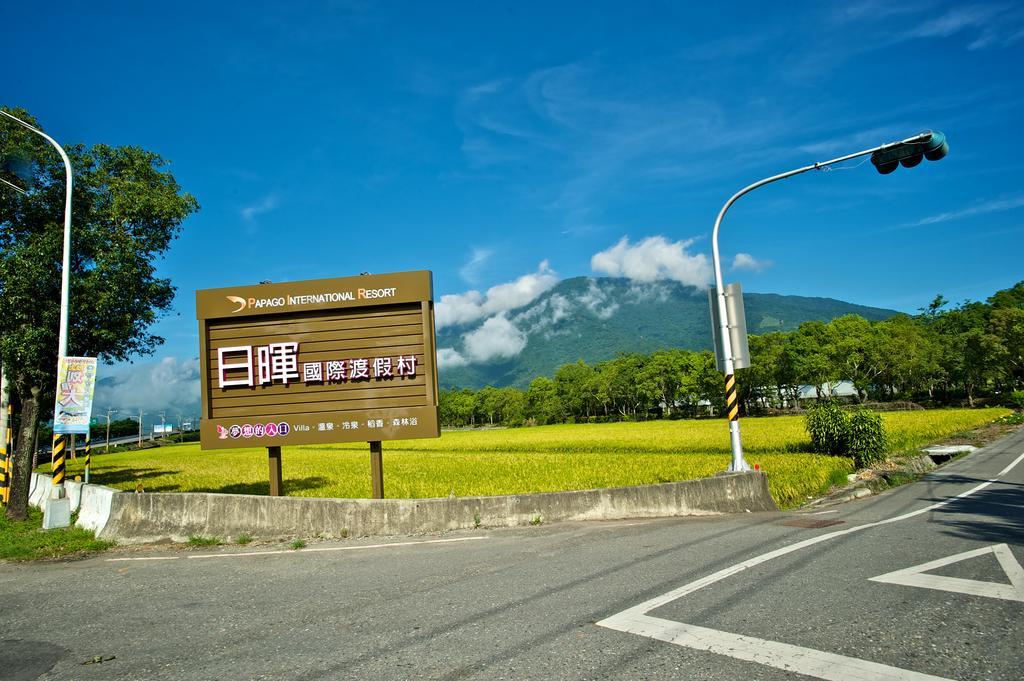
[370,440,384,499]
[268,446,283,496]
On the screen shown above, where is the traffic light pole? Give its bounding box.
[711,132,936,473]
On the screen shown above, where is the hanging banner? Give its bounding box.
[53,356,98,435]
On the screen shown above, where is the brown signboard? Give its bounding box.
[196,270,439,450]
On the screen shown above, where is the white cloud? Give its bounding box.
[901,5,1024,51]
[436,290,486,328]
[93,357,201,416]
[240,194,279,221]
[458,248,493,284]
[591,236,711,288]
[436,261,558,328]
[577,279,619,319]
[462,314,527,363]
[907,195,1024,227]
[732,252,773,272]
[437,348,469,369]
[516,293,575,335]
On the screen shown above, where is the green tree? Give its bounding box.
[526,376,562,424]
[1,107,198,520]
[986,306,1024,392]
[987,281,1024,311]
[691,351,725,416]
[439,388,477,427]
[743,333,790,411]
[928,301,992,405]
[790,321,839,398]
[825,315,883,403]
[873,315,941,400]
[476,386,504,426]
[498,386,527,426]
[596,353,650,418]
[637,349,690,417]
[553,360,597,421]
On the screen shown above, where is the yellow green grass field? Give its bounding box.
[64,408,1009,509]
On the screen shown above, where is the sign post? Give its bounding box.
[268,446,283,497]
[47,356,97,528]
[196,271,440,497]
[369,441,384,499]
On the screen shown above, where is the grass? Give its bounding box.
[187,535,221,547]
[0,508,113,561]
[59,408,1010,510]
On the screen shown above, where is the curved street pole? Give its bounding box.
[1,110,74,498]
[711,132,934,473]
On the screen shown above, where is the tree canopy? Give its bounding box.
[1,106,198,519]
[439,279,1024,428]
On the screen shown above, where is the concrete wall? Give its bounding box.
[95,472,776,544]
[27,471,776,544]
[29,473,119,533]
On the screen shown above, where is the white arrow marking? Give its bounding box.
[869,543,1024,603]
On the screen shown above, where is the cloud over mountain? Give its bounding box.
[591,236,712,288]
[436,260,558,329]
[93,357,201,417]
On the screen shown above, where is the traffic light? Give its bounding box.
[870,131,948,174]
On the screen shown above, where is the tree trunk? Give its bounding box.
[5,384,41,522]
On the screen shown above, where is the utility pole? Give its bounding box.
[137,409,145,448]
[103,408,118,453]
[159,410,166,438]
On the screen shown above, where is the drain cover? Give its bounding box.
[780,518,845,528]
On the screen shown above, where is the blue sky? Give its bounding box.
[4,1,1024,418]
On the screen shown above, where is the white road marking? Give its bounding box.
[869,543,1024,603]
[107,535,488,562]
[609,612,950,681]
[599,449,1024,680]
[809,509,840,515]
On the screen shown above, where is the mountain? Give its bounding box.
[436,277,898,389]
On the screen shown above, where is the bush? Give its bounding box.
[1005,391,1024,410]
[805,401,887,468]
[805,401,848,455]
[846,408,886,468]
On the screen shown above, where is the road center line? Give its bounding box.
[107,535,489,562]
[598,449,1024,680]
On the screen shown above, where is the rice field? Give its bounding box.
[62,408,1009,509]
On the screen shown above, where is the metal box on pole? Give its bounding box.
[708,282,750,371]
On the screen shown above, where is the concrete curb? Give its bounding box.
[29,473,120,533]
[103,472,776,543]
[76,484,119,533]
[29,471,776,544]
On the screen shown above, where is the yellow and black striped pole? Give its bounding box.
[0,405,9,505]
[725,373,740,423]
[84,434,92,484]
[51,433,67,487]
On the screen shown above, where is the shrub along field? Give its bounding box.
[61,408,1009,509]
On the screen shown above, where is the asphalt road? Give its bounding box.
[3,428,1022,680]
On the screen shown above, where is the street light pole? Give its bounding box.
[711,131,940,473]
[1,109,75,528]
[0,111,73,366]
